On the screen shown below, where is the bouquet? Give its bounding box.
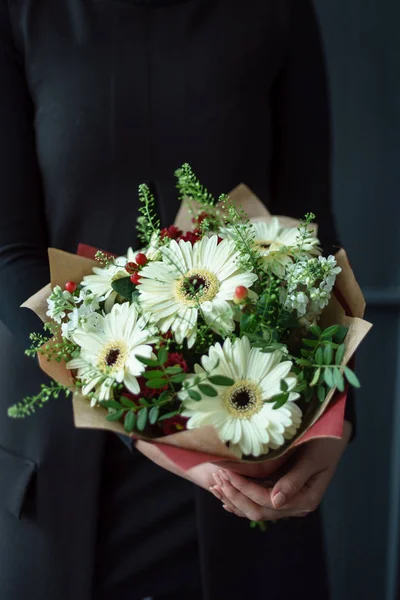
[9,165,371,474]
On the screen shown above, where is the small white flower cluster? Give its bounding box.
[60,289,102,340]
[46,286,76,324]
[283,255,342,318]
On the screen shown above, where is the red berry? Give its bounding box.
[65,281,77,293]
[125,261,138,274]
[233,286,248,304]
[130,272,141,285]
[135,252,148,266]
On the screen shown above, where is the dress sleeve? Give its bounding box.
[0,0,50,347]
[269,0,356,433]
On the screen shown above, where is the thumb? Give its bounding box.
[271,453,315,509]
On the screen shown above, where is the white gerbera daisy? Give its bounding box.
[138,236,258,347]
[67,302,158,402]
[251,219,321,277]
[179,336,302,458]
[81,257,129,313]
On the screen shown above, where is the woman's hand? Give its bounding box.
[135,439,220,490]
[209,421,353,521]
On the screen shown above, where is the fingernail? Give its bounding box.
[222,504,233,512]
[219,469,230,481]
[272,492,286,509]
[209,486,223,501]
[212,472,223,487]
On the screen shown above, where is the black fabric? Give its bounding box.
[92,435,202,599]
[0,0,353,598]
[0,444,36,519]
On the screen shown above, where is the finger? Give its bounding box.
[222,504,246,518]
[270,453,321,509]
[219,469,276,510]
[210,482,246,517]
[219,478,292,521]
[209,485,224,502]
[282,469,333,513]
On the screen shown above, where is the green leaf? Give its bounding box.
[139,397,149,405]
[315,347,324,366]
[280,379,289,392]
[335,343,346,365]
[143,369,165,380]
[324,368,334,388]
[303,338,318,348]
[149,406,159,425]
[208,375,235,386]
[344,367,361,388]
[136,355,159,367]
[99,400,123,410]
[294,381,308,393]
[106,409,125,422]
[300,349,312,358]
[198,384,218,397]
[137,407,148,431]
[111,276,136,299]
[145,379,168,389]
[170,373,187,384]
[333,368,345,392]
[120,396,137,409]
[321,325,340,339]
[296,358,313,367]
[158,390,172,403]
[273,393,289,410]
[334,325,349,344]
[324,344,333,365]
[165,365,183,374]
[310,368,321,387]
[158,346,168,365]
[158,410,180,421]
[310,324,322,337]
[124,410,136,433]
[304,387,314,403]
[297,371,305,383]
[188,390,202,401]
[240,313,256,334]
[317,385,326,403]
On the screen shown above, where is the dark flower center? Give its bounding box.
[184,275,208,296]
[105,348,120,366]
[231,390,253,410]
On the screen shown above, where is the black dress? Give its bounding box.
[0,0,353,598]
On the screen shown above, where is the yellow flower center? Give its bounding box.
[98,340,129,373]
[174,268,220,307]
[223,380,263,419]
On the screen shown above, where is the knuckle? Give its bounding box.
[284,478,300,497]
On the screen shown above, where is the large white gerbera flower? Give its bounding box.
[81,257,129,313]
[251,219,321,277]
[67,302,158,402]
[179,337,302,457]
[138,236,258,347]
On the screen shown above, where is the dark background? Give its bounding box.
[314,1,400,599]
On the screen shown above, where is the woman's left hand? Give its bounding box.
[210,421,353,521]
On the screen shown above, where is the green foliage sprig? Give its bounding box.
[295,324,360,404]
[175,163,219,208]
[8,382,71,418]
[137,183,161,246]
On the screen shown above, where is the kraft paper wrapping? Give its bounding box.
[23,184,372,472]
